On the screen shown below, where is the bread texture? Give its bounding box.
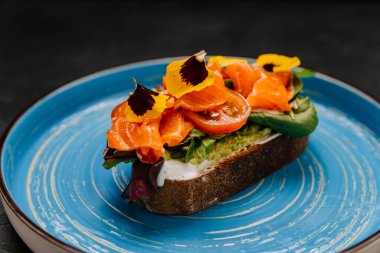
[143,135,308,215]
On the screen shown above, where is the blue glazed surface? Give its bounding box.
[2,59,380,252]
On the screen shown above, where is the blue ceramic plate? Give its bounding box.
[1,58,380,253]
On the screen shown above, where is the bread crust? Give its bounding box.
[143,135,308,215]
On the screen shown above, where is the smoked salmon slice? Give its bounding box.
[106,102,164,152]
[106,102,192,163]
[160,109,193,146]
[270,71,292,87]
[223,62,263,98]
[174,71,228,112]
[136,147,164,164]
[247,77,291,111]
[264,71,294,101]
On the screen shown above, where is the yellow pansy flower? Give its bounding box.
[256,54,301,72]
[124,78,168,122]
[208,56,248,71]
[164,50,215,98]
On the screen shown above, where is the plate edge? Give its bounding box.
[0,57,379,253]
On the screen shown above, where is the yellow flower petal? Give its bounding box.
[124,79,168,122]
[208,56,248,71]
[165,51,216,98]
[256,54,301,72]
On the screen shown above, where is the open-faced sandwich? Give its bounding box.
[103,51,318,215]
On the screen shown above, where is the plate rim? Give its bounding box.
[0,57,379,253]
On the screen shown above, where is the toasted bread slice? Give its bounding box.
[143,135,308,215]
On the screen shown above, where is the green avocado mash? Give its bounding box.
[206,125,271,162]
[164,124,271,165]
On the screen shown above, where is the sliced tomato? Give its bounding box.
[106,102,163,153]
[174,71,228,112]
[160,109,194,146]
[183,89,250,134]
[247,77,290,111]
[223,62,263,98]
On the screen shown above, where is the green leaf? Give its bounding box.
[201,138,216,154]
[295,68,316,78]
[102,158,135,169]
[249,96,318,138]
[179,129,206,145]
[112,150,136,158]
[189,129,206,138]
[290,73,303,101]
[293,96,311,113]
[183,136,217,164]
[185,138,199,163]
[168,150,187,160]
[208,133,226,140]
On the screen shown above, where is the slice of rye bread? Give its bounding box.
[143,135,308,215]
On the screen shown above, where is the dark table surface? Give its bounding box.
[0,1,379,252]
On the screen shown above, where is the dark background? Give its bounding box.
[0,1,379,252]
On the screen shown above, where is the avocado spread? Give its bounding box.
[164,123,272,165]
[206,125,271,162]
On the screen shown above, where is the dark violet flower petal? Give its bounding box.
[127,81,159,116]
[180,55,208,86]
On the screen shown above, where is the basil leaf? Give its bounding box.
[249,96,318,138]
[294,96,310,113]
[290,73,303,101]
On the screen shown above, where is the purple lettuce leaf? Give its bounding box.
[122,158,164,202]
[102,146,137,169]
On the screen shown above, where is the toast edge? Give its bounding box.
[143,135,309,215]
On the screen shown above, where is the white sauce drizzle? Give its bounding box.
[157,160,213,187]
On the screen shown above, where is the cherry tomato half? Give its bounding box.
[183,89,251,134]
